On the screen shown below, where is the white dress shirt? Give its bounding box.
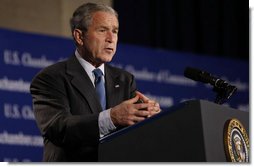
[75,50,116,137]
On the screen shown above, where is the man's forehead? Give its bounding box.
[91,11,118,24]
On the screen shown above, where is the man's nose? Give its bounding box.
[105,32,116,43]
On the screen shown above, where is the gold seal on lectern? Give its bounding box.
[224,118,249,162]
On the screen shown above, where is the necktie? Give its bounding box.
[93,68,106,110]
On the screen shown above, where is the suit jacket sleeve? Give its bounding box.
[30,67,100,148]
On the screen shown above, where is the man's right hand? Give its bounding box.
[110,95,158,126]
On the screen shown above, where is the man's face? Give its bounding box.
[81,11,119,66]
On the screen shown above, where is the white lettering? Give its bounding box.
[124,65,197,86]
[3,49,65,68]
[237,104,249,112]
[0,131,43,147]
[144,93,174,108]
[126,65,155,81]
[0,77,30,93]
[230,79,249,92]
[4,50,20,65]
[4,103,35,120]
[21,53,54,68]
[21,105,35,120]
[4,103,21,119]
[3,158,31,162]
[112,64,248,90]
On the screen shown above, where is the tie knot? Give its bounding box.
[93,68,103,79]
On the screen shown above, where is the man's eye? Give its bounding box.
[113,30,119,34]
[99,29,106,32]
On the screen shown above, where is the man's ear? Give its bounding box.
[73,29,84,45]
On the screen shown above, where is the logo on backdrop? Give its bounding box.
[223,119,249,162]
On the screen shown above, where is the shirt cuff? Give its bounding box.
[98,108,116,137]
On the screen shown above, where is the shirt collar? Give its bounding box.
[75,50,105,75]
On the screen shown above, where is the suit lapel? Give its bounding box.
[66,56,102,113]
[105,65,122,108]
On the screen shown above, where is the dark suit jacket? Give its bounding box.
[30,55,136,162]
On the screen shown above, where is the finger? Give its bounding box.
[149,106,161,113]
[147,100,156,106]
[134,103,149,110]
[154,102,161,112]
[148,111,159,117]
[147,106,155,111]
[154,102,160,108]
[126,94,140,104]
[134,110,150,117]
[125,115,145,125]
[126,120,135,126]
[147,101,160,110]
[132,115,146,122]
[135,91,149,103]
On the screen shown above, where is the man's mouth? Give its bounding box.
[105,48,114,52]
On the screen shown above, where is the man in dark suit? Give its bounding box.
[30,3,161,162]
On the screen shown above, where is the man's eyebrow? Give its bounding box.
[97,26,109,29]
[97,26,119,30]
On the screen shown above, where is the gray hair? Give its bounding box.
[70,3,118,34]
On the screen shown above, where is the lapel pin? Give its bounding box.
[115,84,120,88]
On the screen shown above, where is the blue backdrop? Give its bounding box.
[0,28,249,162]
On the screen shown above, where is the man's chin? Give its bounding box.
[103,55,114,62]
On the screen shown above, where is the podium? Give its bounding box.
[98,100,249,162]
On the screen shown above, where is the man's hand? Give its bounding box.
[136,91,161,117]
[110,91,161,126]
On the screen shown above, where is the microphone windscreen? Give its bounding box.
[184,67,201,81]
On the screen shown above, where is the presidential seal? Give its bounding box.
[224,118,249,162]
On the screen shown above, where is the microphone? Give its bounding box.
[184,67,237,104]
[184,67,225,87]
